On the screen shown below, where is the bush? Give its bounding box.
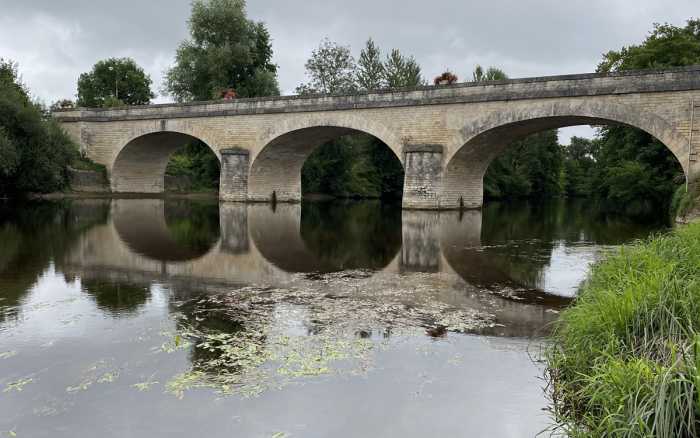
[671,184,698,222]
[0,59,77,196]
[546,222,700,437]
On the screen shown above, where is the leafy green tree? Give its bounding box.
[591,19,698,215]
[484,131,563,199]
[472,65,507,82]
[296,39,357,95]
[357,38,385,90]
[164,0,279,101]
[384,49,424,88]
[0,59,77,195]
[598,20,700,72]
[562,136,596,197]
[77,58,154,107]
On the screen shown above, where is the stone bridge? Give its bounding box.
[54,67,700,209]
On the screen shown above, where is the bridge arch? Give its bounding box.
[441,101,692,208]
[248,115,403,202]
[111,130,220,193]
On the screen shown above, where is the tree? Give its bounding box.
[356,38,385,90]
[472,65,508,82]
[562,136,596,197]
[164,0,279,101]
[77,58,154,107]
[384,49,424,88]
[295,38,357,95]
[592,20,698,215]
[0,59,77,196]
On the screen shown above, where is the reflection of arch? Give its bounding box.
[111,131,219,193]
[441,101,690,208]
[248,203,401,273]
[112,199,220,262]
[249,115,403,202]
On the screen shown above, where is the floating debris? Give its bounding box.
[3,378,33,393]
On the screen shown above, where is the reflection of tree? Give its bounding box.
[0,200,110,323]
[81,280,150,316]
[300,200,401,270]
[452,199,665,293]
[164,199,220,255]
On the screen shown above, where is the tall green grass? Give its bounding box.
[546,222,700,437]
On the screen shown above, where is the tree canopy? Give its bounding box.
[164,0,279,101]
[77,58,154,107]
[1,59,77,195]
[295,39,357,95]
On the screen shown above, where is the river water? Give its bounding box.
[0,198,666,437]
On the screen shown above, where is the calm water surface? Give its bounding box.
[0,198,666,437]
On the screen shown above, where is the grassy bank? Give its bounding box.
[545,222,700,437]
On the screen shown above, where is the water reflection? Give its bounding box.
[0,197,668,437]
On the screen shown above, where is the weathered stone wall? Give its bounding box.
[53,66,700,209]
[68,167,109,193]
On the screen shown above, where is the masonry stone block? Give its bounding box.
[219,147,250,202]
[402,144,444,210]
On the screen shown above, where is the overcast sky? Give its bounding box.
[1,0,697,143]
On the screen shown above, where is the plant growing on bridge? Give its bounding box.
[434,71,458,85]
[77,57,154,107]
[164,0,280,101]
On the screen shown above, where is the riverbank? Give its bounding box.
[545,221,700,436]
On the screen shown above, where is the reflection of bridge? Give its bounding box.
[55,68,700,209]
[58,199,559,336]
[60,199,485,286]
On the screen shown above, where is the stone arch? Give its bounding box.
[111,126,219,194]
[248,114,403,202]
[441,100,692,208]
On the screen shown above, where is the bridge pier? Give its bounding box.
[219,148,250,202]
[402,144,444,210]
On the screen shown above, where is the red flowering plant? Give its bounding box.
[220,88,237,100]
[433,71,458,85]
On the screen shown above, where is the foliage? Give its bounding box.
[49,99,75,111]
[671,184,699,222]
[434,71,458,85]
[598,19,700,72]
[484,130,564,199]
[0,59,77,195]
[472,65,507,81]
[77,58,154,107]
[356,38,385,90]
[165,141,220,191]
[384,48,424,88]
[545,222,700,437]
[296,39,357,95]
[586,20,700,216]
[562,136,597,197]
[164,0,279,101]
[301,134,403,199]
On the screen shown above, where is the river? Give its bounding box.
[0,197,667,437]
